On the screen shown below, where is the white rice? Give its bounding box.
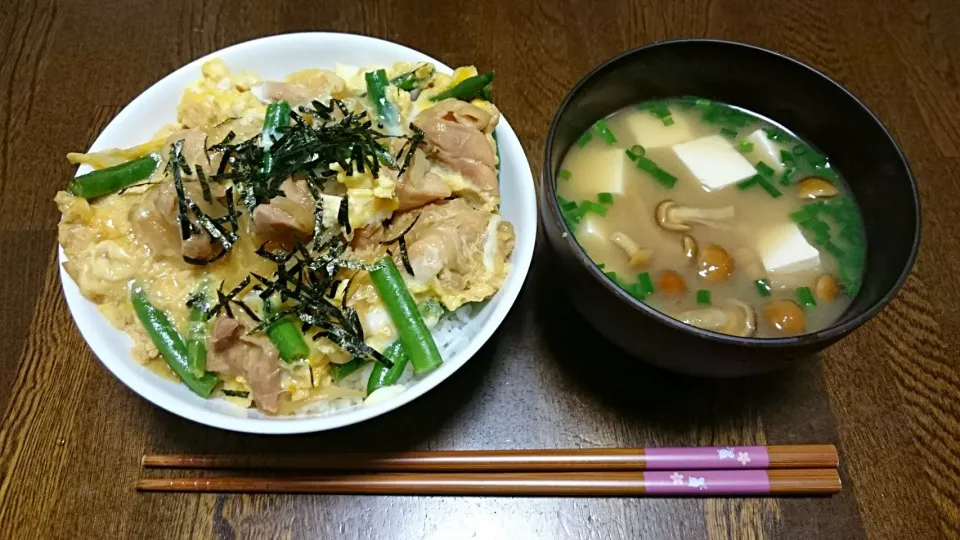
[294,302,484,416]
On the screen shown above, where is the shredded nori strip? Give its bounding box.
[167,140,195,241]
[397,236,415,275]
[337,195,351,234]
[380,213,420,276]
[196,165,213,204]
[222,389,250,398]
[166,140,243,265]
[186,200,238,252]
[380,213,421,245]
[205,277,252,320]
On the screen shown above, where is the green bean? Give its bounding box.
[366,340,408,395]
[130,283,218,398]
[430,72,494,102]
[264,298,310,363]
[186,304,208,377]
[369,258,442,374]
[365,69,401,136]
[391,63,435,91]
[261,100,291,174]
[331,358,366,382]
[67,153,161,199]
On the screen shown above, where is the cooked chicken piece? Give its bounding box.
[252,81,314,105]
[413,99,499,202]
[416,108,495,166]
[252,179,315,249]
[395,148,452,210]
[284,69,346,99]
[350,223,386,253]
[424,98,495,133]
[384,198,514,310]
[164,128,218,173]
[131,182,219,260]
[207,316,282,413]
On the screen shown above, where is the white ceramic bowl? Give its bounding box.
[59,33,537,434]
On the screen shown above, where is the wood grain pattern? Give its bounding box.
[1,0,958,538]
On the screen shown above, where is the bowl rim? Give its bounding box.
[543,37,921,347]
[59,31,538,434]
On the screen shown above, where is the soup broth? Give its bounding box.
[557,98,865,338]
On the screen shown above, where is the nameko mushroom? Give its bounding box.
[655,200,736,232]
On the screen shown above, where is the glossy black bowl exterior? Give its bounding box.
[541,39,921,377]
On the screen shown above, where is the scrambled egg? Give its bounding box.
[178,59,266,132]
[329,164,400,228]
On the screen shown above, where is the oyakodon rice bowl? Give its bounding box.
[57,33,536,434]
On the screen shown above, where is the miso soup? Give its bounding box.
[556,97,865,338]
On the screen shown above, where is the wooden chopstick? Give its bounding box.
[142,445,837,472]
[137,469,841,496]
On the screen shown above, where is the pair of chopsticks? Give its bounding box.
[138,444,841,497]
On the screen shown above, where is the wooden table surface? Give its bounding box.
[1,0,958,538]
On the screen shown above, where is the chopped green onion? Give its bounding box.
[695,98,712,109]
[637,272,655,295]
[823,240,846,259]
[596,263,606,270]
[720,127,738,138]
[635,156,678,189]
[780,166,797,185]
[593,120,617,145]
[755,161,775,177]
[799,215,830,234]
[597,192,614,204]
[737,177,760,190]
[558,169,572,180]
[661,117,675,126]
[623,282,645,301]
[754,278,772,297]
[845,280,862,297]
[789,209,810,223]
[643,102,672,118]
[780,150,795,166]
[580,200,608,217]
[738,141,755,153]
[577,131,593,147]
[696,289,712,305]
[756,176,782,198]
[604,271,619,282]
[796,286,817,307]
[626,144,646,160]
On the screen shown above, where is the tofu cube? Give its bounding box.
[562,147,631,201]
[623,108,697,149]
[743,128,785,174]
[756,222,821,274]
[576,213,608,246]
[672,135,758,191]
